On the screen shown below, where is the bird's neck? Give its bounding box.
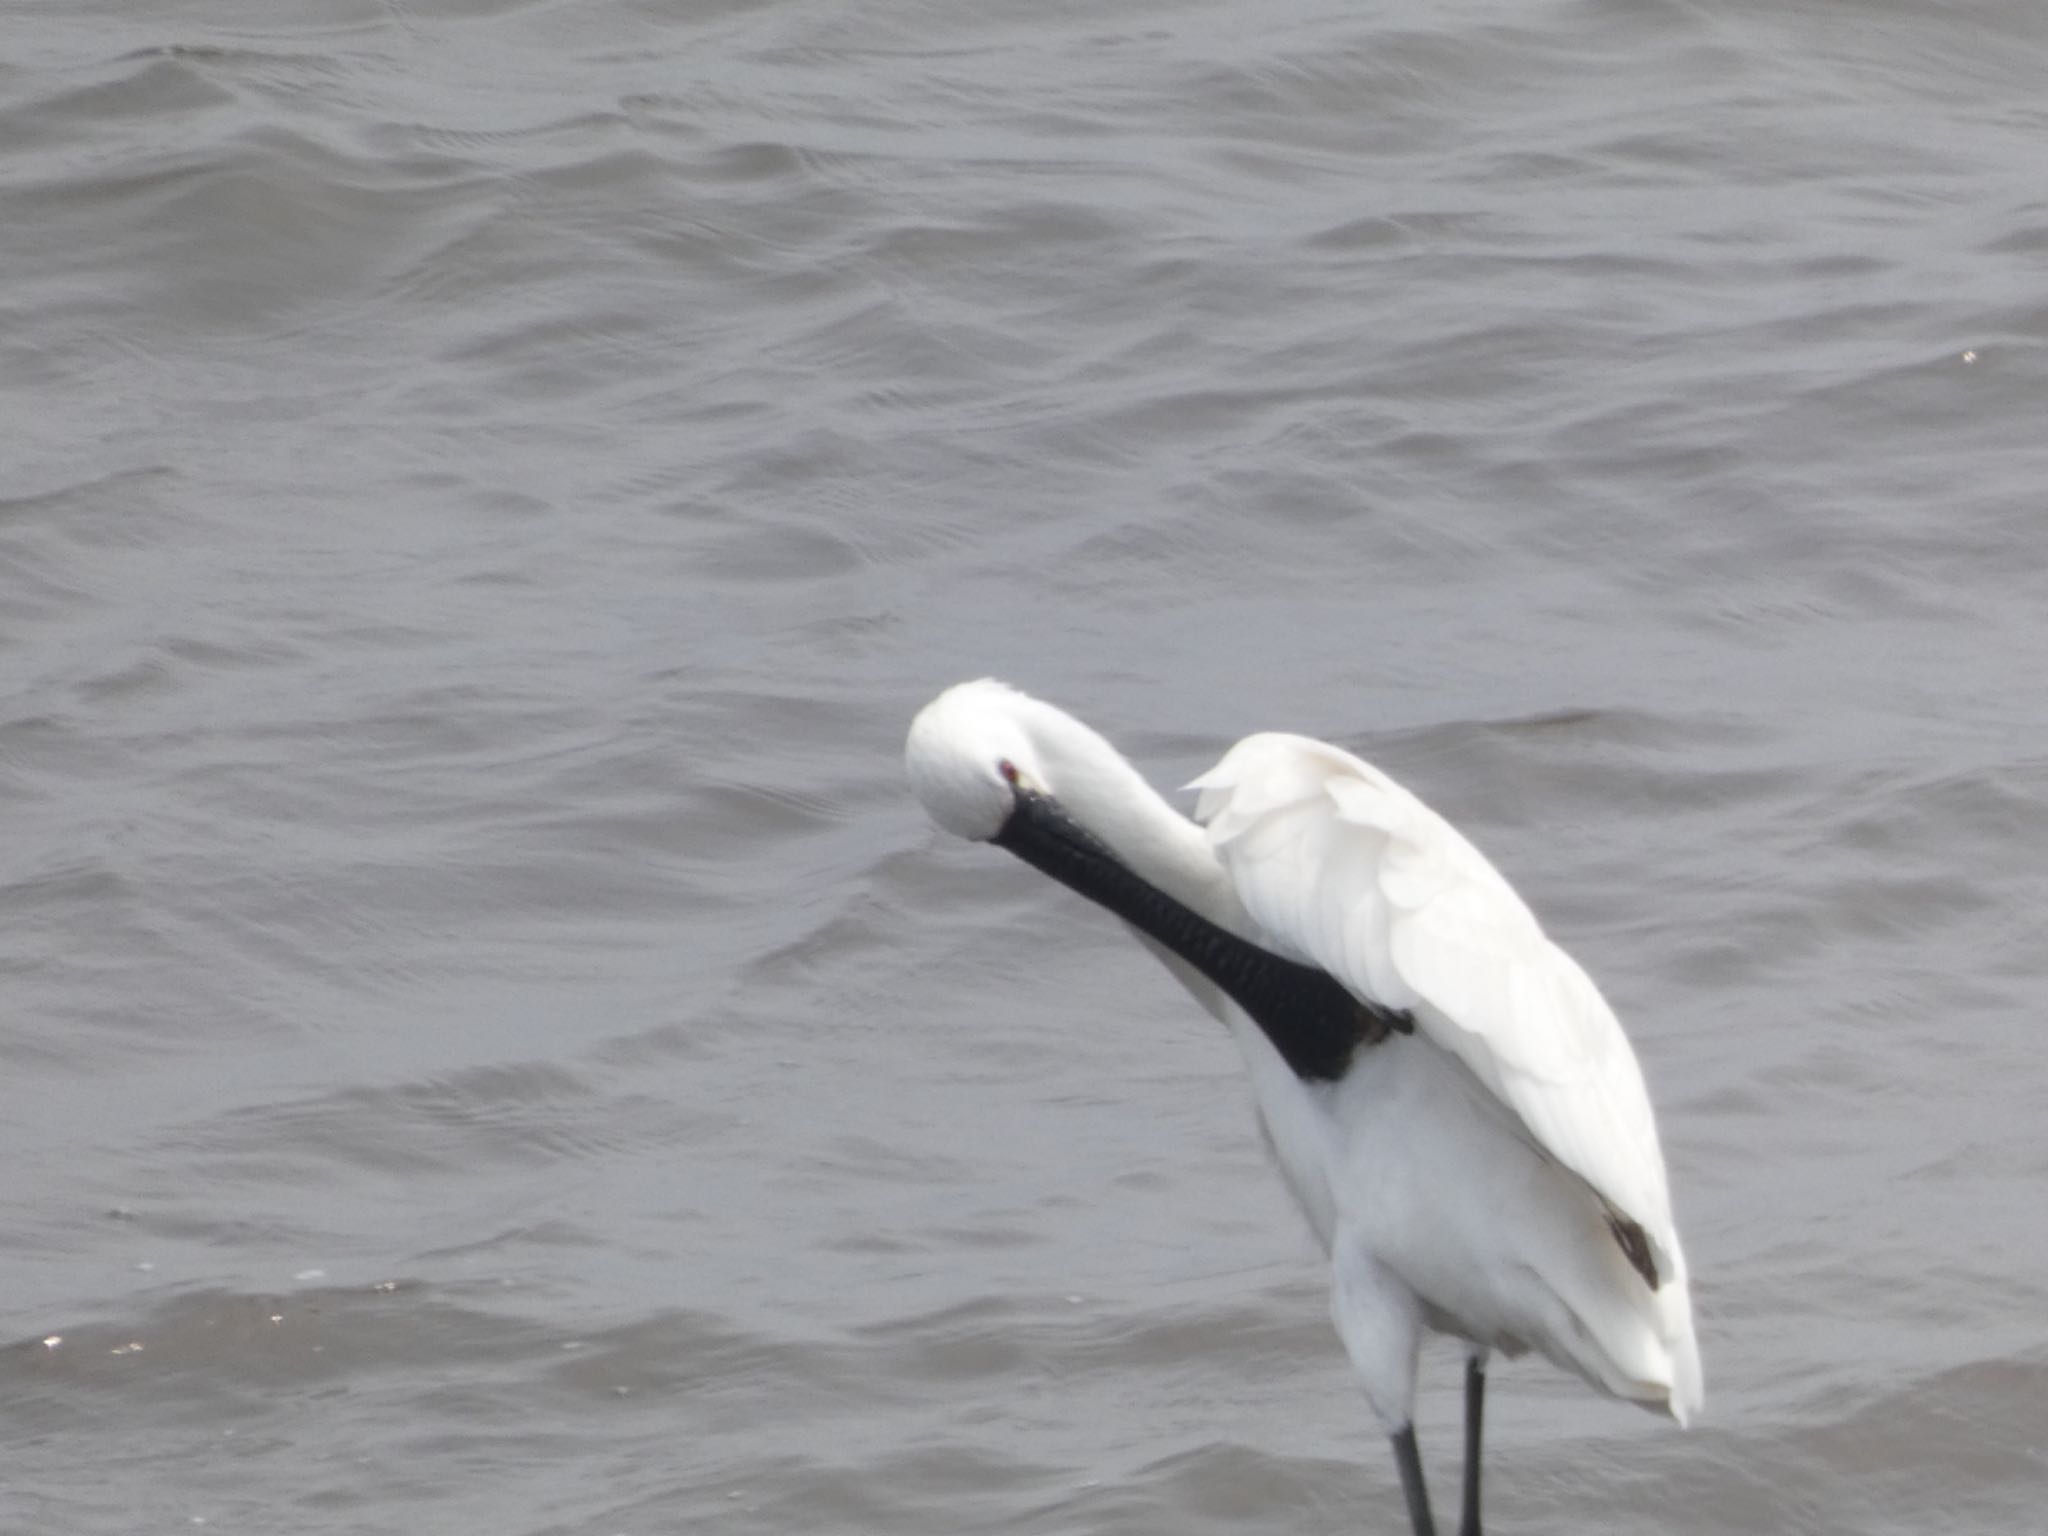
[1013,696,1251,934]
[992,784,1401,1082]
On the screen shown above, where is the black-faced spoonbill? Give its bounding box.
[905,679,1700,1536]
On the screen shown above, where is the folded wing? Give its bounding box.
[1190,732,1680,1282]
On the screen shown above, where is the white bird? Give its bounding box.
[905,679,1700,1536]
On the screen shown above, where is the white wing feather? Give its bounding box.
[1191,732,1680,1271]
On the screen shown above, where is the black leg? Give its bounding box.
[1391,1423,1437,1536]
[1459,1358,1485,1536]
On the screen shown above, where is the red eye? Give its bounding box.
[998,759,1020,786]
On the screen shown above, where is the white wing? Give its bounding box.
[1190,731,1680,1274]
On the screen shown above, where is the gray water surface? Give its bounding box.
[4,0,2047,1531]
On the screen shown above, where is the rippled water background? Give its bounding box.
[5,0,2047,1530]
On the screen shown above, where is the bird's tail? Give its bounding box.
[1654,1231,1704,1426]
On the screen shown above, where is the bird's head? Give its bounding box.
[904,678,1049,842]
